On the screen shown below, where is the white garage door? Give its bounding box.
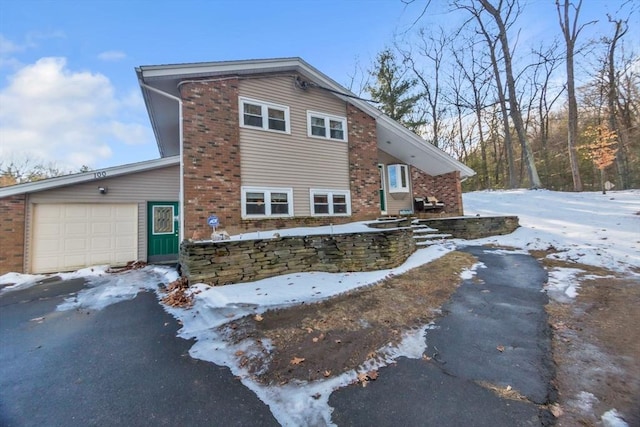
[32,203,138,274]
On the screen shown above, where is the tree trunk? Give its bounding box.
[606,19,629,189]
[556,0,583,191]
[480,0,542,189]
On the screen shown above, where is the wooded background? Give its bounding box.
[358,0,638,192]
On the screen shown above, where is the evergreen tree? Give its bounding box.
[367,49,425,133]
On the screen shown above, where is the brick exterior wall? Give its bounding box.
[177,78,462,238]
[0,195,26,274]
[179,77,242,240]
[347,103,380,221]
[411,169,463,215]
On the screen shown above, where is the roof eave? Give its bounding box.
[0,156,180,198]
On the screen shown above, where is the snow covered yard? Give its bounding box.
[1,189,638,426]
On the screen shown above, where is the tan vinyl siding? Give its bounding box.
[239,76,350,216]
[378,149,413,215]
[26,165,179,264]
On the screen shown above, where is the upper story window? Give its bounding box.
[240,97,290,133]
[307,111,347,142]
[310,189,351,216]
[388,164,409,193]
[241,187,294,218]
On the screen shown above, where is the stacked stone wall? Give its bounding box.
[423,216,519,239]
[181,229,415,285]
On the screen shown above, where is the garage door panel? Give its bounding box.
[91,222,112,234]
[65,223,88,235]
[65,205,89,218]
[90,237,112,250]
[64,238,88,251]
[32,203,138,274]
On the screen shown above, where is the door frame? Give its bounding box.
[378,164,387,215]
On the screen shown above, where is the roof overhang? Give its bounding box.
[0,156,180,198]
[136,58,475,178]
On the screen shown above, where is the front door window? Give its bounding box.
[153,206,174,234]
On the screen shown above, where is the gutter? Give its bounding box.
[137,80,185,245]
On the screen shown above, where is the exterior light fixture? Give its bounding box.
[98,187,108,194]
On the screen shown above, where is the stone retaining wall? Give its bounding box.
[423,215,519,240]
[181,229,416,285]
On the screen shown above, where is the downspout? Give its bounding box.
[138,82,185,245]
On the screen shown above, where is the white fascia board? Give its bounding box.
[138,57,304,79]
[0,156,180,198]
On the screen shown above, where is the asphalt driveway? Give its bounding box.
[1,246,554,426]
[0,278,278,427]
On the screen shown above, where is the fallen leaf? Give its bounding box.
[323,370,331,377]
[312,337,319,343]
[305,327,314,333]
[550,403,563,417]
[235,350,245,357]
[254,314,263,322]
[367,370,379,380]
[290,357,305,365]
[497,345,505,352]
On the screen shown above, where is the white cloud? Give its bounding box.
[97,50,126,61]
[0,57,151,169]
[0,34,24,56]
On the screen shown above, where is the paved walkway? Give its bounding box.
[330,246,554,426]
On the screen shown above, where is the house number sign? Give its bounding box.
[94,171,107,179]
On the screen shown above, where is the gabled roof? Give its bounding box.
[0,156,180,197]
[136,57,475,178]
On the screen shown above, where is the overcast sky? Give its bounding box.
[0,0,636,172]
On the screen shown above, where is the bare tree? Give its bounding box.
[451,33,494,188]
[556,0,595,191]
[531,42,565,186]
[478,0,542,188]
[400,27,450,148]
[454,0,518,188]
[604,16,630,189]
[0,158,83,187]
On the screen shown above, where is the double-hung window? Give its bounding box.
[310,189,351,216]
[387,164,410,193]
[307,111,347,142]
[242,187,293,218]
[240,97,290,133]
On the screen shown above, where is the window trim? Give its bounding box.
[309,189,352,216]
[306,111,348,142]
[387,164,410,193]
[239,97,290,134]
[241,187,294,219]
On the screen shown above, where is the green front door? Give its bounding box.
[147,202,179,262]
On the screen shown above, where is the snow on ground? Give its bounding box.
[463,189,639,274]
[1,189,637,426]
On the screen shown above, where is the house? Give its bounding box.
[0,57,474,275]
